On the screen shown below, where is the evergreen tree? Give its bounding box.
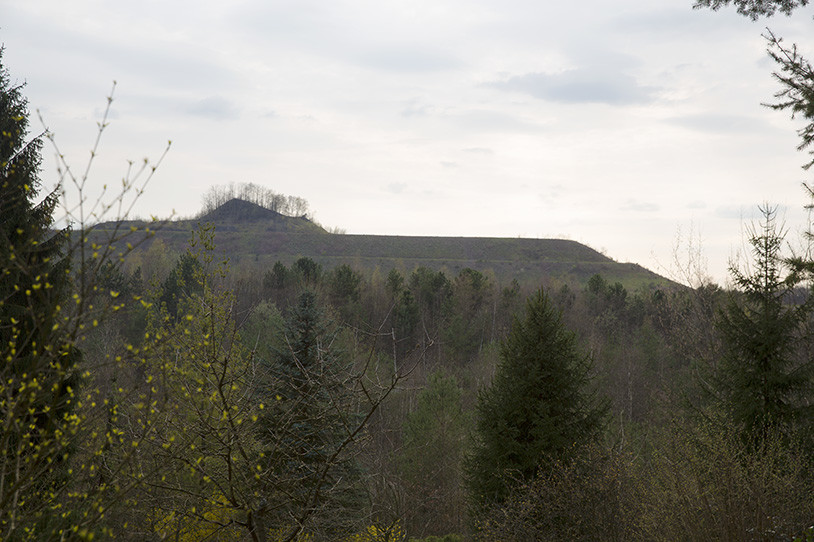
[328,264,363,324]
[255,290,363,538]
[385,268,405,299]
[764,29,814,172]
[400,371,467,536]
[715,205,814,447]
[158,251,203,320]
[408,267,452,361]
[445,268,494,363]
[465,288,607,510]
[292,256,322,287]
[262,260,294,307]
[0,48,79,537]
[692,0,808,19]
[392,289,419,361]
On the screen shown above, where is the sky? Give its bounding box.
[3,0,814,286]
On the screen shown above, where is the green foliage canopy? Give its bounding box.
[254,290,365,538]
[0,48,82,538]
[465,288,607,510]
[715,206,814,447]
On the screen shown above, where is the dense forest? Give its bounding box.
[4,1,814,540]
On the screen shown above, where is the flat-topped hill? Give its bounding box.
[89,199,671,288]
[212,232,665,287]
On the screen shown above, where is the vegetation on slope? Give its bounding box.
[7,1,814,536]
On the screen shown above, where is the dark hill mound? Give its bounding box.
[90,199,325,237]
[196,198,325,233]
[199,198,286,223]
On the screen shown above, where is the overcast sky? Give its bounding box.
[3,0,814,285]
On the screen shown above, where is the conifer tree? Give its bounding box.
[255,290,363,538]
[400,370,467,536]
[692,0,808,19]
[0,48,81,537]
[465,288,607,510]
[159,252,203,320]
[715,205,814,447]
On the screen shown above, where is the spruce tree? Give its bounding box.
[465,288,607,510]
[400,370,467,535]
[715,205,814,448]
[0,48,79,536]
[158,252,203,320]
[255,290,363,538]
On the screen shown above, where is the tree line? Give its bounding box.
[4,1,814,538]
[199,182,311,219]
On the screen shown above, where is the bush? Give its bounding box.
[474,444,640,541]
[408,535,464,542]
[639,420,814,541]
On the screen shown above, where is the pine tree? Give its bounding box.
[0,47,79,536]
[764,29,814,172]
[465,288,607,510]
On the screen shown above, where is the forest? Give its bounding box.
[4,1,814,541]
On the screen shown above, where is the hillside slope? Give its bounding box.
[90,199,671,287]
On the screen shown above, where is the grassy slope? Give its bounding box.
[88,200,672,288]
[220,231,661,286]
[101,229,668,289]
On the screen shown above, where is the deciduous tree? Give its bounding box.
[1,50,170,539]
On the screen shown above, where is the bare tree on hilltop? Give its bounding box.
[200,182,310,218]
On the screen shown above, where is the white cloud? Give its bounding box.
[666,113,774,133]
[356,47,463,73]
[621,199,661,213]
[488,69,656,105]
[186,96,240,120]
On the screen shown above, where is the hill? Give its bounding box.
[197,198,325,233]
[89,199,672,288]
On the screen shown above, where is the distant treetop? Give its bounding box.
[199,182,310,219]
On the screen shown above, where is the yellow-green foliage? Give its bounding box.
[638,420,814,541]
[128,229,269,538]
[343,520,406,542]
[1,57,170,539]
[151,494,243,541]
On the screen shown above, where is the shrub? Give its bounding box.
[639,420,814,541]
[474,444,641,541]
